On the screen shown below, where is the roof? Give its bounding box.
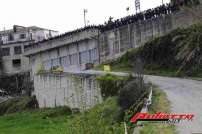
[24,25,101,56]
[0,25,58,36]
[27,26,58,32]
[29,25,101,45]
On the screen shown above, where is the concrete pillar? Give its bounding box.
[117,29,121,53]
[128,24,132,48]
[76,43,81,69]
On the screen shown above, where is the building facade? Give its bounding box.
[0,25,58,75]
[25,4,202,77]
[24,3,202,109]
[24,26,100,76]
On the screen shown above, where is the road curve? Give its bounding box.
[146,75,202,134]
[86,70,202,133]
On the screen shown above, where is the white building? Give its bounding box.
[0,25,58,75]
[24,26,100,76]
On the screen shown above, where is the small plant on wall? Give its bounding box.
[36,63,45,75]
[51,66,64,74]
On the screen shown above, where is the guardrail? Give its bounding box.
[140,86,153,113]
[132,86,153,134]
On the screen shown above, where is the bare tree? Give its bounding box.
[133,57,144,88]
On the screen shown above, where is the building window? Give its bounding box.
[12,59,21,67]
[70,53,78,65]
[52,58,60,68]
[20,34,26,39]
[80,50,90,64]
[61,56,70,67]
[14,46,22,55]
[29,33,33,40]
[8,34,14,41]
[2,48,10,56]
[90,48,98,62]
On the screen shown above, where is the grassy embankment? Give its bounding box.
[0,87,176,134]
[95,23,202,78]
[0,97,123,134]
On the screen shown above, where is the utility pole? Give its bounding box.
[135,0,141,14]
[126,7,130,16]
[83,9,88,27]
[162,0,164,5]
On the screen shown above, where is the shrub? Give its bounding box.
[118,79,148,110]
[117,79,149,121]
[0,96,38,115]
[97,74,131,98]
[40,106,72,119]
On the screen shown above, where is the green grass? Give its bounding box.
[0,97,124,134]
[187,77,202,81]
[94,64,133,73]
[139,87,177,134]
[94,64,178,77]
[0,82,177,134]
[0,96,39,115]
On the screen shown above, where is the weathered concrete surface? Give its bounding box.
[0,97,10,104]
[0,97,4,103]
[34,72,102,110]
[146,75,202,134]
[100,5,202,62]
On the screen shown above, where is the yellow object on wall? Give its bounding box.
[104,65,111,72]
[36,63,45,74]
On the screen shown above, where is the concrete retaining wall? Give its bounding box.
[33,72,102,110]
[99,5,202,62]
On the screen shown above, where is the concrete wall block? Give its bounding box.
[34,73,102,110]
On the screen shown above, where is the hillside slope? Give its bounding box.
[109,23,202,77]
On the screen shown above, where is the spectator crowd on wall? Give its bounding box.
[100,3,182,31]
[100,0,200,31]
[26,0,200,49]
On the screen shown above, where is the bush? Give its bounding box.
[40,106,72,119]
[0,73,33,95]
[117,79,149,121]
[97,74,132,98]
[0,96,38,115]
[118,79,148,110]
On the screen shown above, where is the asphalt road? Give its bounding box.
[146,75,202,134]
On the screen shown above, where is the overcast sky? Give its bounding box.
[0,0,170,33]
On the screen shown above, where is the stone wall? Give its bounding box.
[33,72,102,110]
[99,5,202,62]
